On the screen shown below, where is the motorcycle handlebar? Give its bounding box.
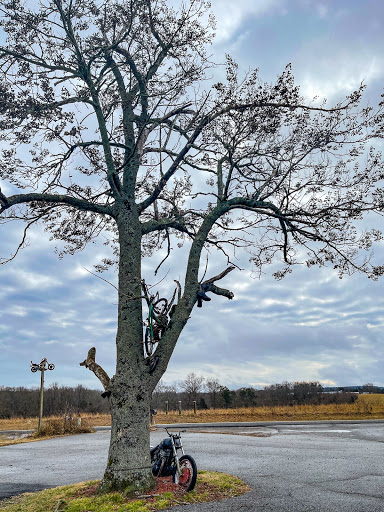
[163,427,186,436]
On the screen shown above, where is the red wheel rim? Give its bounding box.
[179,465,191,486]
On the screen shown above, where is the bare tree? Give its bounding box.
[1,0,383,494]
[206,378,222,409]
[152,379,179,410]
[180,372,205,407]
[362,383,378,394]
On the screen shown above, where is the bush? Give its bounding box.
[32,415,94,437]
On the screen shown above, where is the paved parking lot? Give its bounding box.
[1,420,384,511]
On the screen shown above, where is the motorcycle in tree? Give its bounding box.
[150,428,197,492]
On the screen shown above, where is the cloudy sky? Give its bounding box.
[1,0,384,392]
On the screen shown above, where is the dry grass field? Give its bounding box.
[153,393,384,424]
[1,394,384,432]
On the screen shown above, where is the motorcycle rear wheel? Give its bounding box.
[172,454,197,492]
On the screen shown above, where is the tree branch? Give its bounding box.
[138,96,362,214]
[201,266,235,300]
[0,210,52,264]
[2,192,112,216]
[0,187,9,213]
[79,347,111,391]
[0,46,77,75]
[54,0,123,199]
[203,265,236,284]
[141,216,191,235]
[103,50,137,194]
[154,228,171,275]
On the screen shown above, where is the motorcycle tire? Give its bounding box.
[48,363,55,370]
[172,455,197,492]
[31,366,38,373]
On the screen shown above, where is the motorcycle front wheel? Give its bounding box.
[172,455,197,492]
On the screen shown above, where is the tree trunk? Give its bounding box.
[101,383,154,494]
[101,206,156,494]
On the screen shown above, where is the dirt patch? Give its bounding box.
[71,477,185,500]
[67,474,250,509]
[71,482,101,498]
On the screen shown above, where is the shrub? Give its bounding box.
[32,415,94,437]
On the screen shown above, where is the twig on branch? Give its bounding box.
[168,279,182,317]
[154,229,171,275]
[84,267,119,292]
[0,210,53,264]
[175,280,182,302]
[145,269,170,290]
[79,347,111,392]
[83,267,145,301]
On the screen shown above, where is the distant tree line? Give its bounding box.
[1,378,381,418]
[323,383,384,394]
[150,375,378,411]
[0,384,110,418]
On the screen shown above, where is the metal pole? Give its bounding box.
[178,400,182,415]
[193,400,197,414]
[31,358,54,435]
[165,400,169,415]
[38,369,44,434]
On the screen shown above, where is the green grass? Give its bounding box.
[0,472,250,512]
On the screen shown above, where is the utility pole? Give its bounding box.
[30,358,55,434]
[38,368,44,432]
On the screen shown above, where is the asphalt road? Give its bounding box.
[1,421,384,511]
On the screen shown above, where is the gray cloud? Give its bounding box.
[1,0,384,391]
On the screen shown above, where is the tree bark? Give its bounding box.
[101,204,156,494]
[101,384,154,494]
